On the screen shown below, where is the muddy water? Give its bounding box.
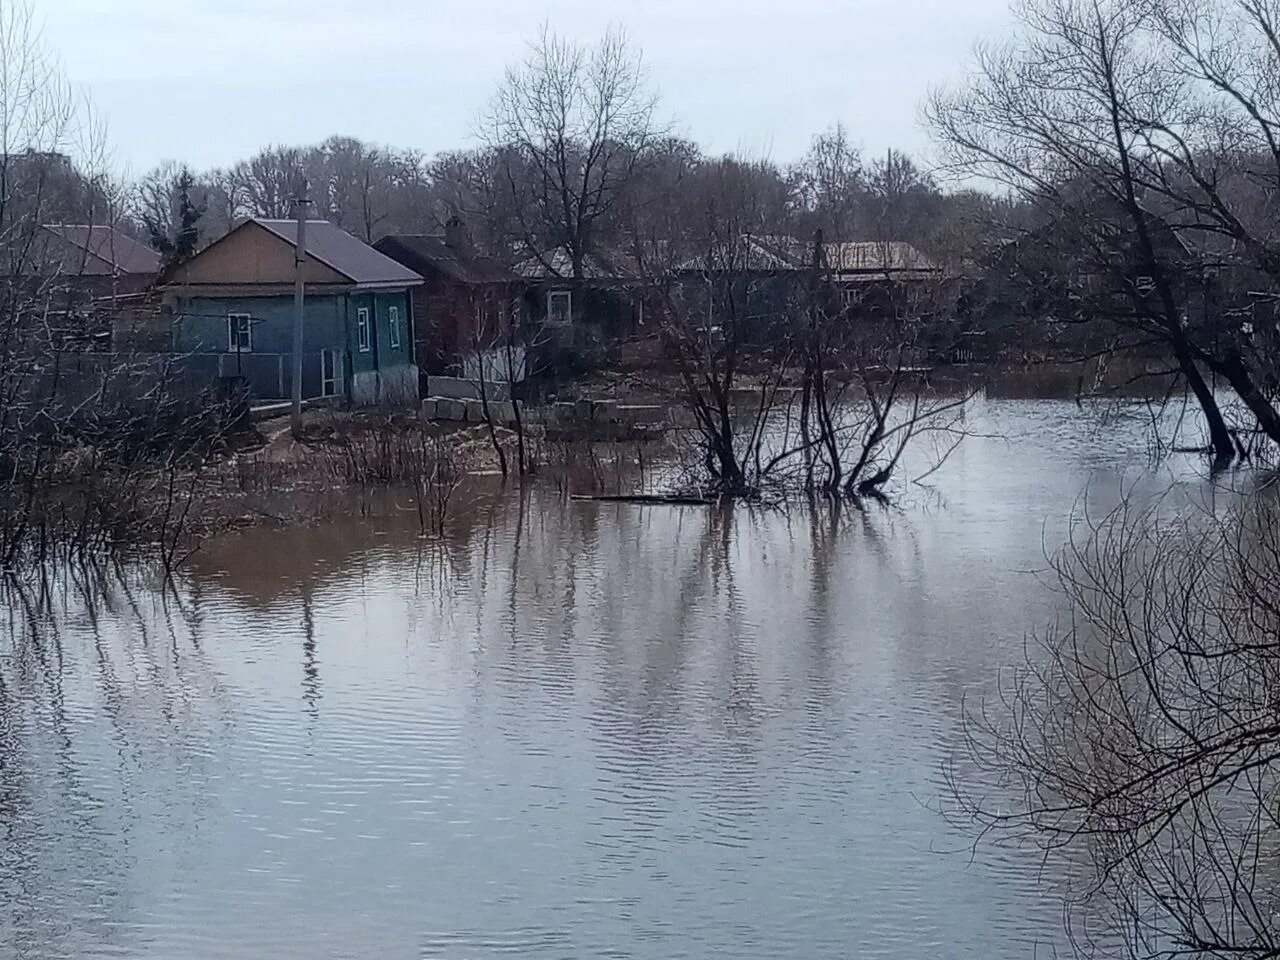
[0,394,1234,959]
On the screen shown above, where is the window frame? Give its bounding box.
[357,306,371,353]
[546,289,572,326]
[388,305,401,349]
[227,312,252,352]
[320,348,338,397]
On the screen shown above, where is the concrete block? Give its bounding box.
[426,376,510,402]
[488,401,517,424]
[420,398,439,420]
[464,399,486,423]
[575,398,595,421]
[435,398,466,421]
[616,404,666,425]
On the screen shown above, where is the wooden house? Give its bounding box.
[515,245,647,376]
[160,218,423,404]
[374,217,525,390]
[37,224,161,345]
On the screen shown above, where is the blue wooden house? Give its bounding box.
[161,218,424,405]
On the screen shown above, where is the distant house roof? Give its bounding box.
[42,224,161,276]
[253,219,423,288]
[374,235,518,285]
[514,245,639,282]
[682,235,940,279]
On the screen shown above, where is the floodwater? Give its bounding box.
[0,392,1240,959]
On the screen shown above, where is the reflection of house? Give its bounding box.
[37,224,161,344]
[374,218,524,388]
[159,218,423,404]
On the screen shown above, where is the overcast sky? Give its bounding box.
[38,0,1015,176]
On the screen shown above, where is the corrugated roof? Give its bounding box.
[43,224,161,275]
[682,236,939,276]
[375,235,518,285]
[254,219,422,288]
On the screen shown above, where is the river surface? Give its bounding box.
[0,394,1241,959]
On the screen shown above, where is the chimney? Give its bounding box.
[444,215,471,254]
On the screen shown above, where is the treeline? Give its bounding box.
[133,135,997,271]
[122,27,1001,272]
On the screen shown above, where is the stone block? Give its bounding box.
[616,404,666,425]
[488,401,517,424]
[435,398,466,421]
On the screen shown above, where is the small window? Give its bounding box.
[389,305,401,349]
[227,313,252,352]
[357,307,371,352]
[547,289,572,326]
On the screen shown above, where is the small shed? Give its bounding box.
[39,224,162,344]
[161,218,423,405]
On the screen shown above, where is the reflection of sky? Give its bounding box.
[0,398,1228,959]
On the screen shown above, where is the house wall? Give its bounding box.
[173,293,347,354]
[525,282,641,336]
[411,269,520,380]
[347,290,414,375]
[172,289,416,403]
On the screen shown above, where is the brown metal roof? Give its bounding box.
[374,235,518,285]
[253,219,423,288]
[43,224,161,275]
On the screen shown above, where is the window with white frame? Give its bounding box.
[227,313,252,352]
[389,305,401,348]
[547,289,572,326]
[357,307,371,352]
[320,349,338,397]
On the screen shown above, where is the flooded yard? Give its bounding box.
[0,393,1232,959]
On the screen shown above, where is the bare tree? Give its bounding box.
[481,25,661,279]
[790,124,865,239]
[0,1,236,572]
[952,491,1280,960]
[927,0,1247,461]
[645,159,969,499]
[222,145,305,219]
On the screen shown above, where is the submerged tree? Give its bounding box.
[953,490,1280,960]
[928,0,1280,462]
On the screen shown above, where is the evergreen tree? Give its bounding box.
[144,166,205,269]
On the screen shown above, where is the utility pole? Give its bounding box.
[290,181,309,438]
